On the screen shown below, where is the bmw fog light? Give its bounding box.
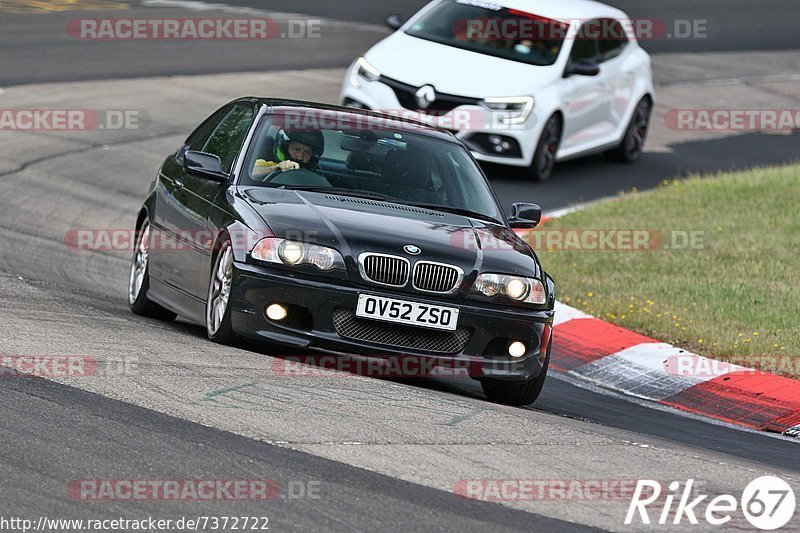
[508,341,526,358]
[266,304,288,321]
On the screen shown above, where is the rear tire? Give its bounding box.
[128,219,177,322]
[606,97,652,163]
[529,115,562,181]
[481,338,551,406]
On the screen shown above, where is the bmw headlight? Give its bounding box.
[480,96,534,124]
[251,238,344,271]
[350,57,381,88]
[473,273,546,304]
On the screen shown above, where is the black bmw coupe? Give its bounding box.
[129,98,555,405]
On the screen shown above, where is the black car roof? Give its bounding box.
[231,97,459,143]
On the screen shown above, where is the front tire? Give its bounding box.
[481,338,551,406]
[128,219,177,321]
[606,97,652,163]
[529,114,562,181]
[206,237,235,344]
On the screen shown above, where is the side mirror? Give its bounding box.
[508,203,542,229]
[563,59,600,78]
[385,14,405,31]
[184,150,227,182]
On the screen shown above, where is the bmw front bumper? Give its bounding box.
[230,261,553,381]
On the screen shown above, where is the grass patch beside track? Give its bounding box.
[529,164,800,376]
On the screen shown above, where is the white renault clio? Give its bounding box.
[340,0,654,180]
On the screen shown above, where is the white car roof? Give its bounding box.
[455,0,629,23]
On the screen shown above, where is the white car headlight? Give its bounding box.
[473,273,546,304]
[350,57,381,88]
[251,238,344,272]
[480,96,534,124]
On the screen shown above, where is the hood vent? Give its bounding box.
[324,195,445,217]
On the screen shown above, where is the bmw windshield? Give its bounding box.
[404,0,568,66]
[239,110,505,224]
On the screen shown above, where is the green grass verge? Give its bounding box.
[528,164,800,376]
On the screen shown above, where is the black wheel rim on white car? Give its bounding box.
[626,100,651,158]
[206,242,233,336]
[538,118,561,177]
[128,222,150,305]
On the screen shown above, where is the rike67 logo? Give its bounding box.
[626,476,795,530]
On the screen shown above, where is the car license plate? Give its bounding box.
[356,294,459,331]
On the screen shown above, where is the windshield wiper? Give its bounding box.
[400,203,504,225]
[280,186,400,202]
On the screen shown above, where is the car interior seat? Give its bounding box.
[379,147,444,204]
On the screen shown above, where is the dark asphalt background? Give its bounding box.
[0,1,798,530]
[0,375,595,532]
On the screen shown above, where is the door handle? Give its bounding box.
[174,178,184,189]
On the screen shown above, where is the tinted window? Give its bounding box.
[405,0,567,66]
[598,19,628,61]
[569,20,600,61]
[186,105,232,153]
[200,105,256,174]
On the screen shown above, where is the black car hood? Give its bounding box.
[241,187,540,283]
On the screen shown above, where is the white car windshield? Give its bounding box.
[240,111,505,224]
[405,0,567,66]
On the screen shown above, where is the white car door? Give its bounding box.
[596,19,636,137]
[558,20,614,154]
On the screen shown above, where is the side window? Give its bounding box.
[598,19,628,62]
[200,105,256,174]
[186,105,232,153]
[569,20,601,62]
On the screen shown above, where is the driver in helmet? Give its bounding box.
[252,130,325,178]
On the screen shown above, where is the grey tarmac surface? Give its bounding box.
[1,0,799,86]
[0,64,798,530]
[1,1,799,530]
[0,371,592,532]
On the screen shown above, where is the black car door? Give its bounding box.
[153,103,256,300]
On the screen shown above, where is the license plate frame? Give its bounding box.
[355,294,460,332]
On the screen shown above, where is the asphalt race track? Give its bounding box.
[0,1,799,531]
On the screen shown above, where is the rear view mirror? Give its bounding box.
[385,14,405,31]
[508,203,542,229]
[184,150,227,182]
[341,132,378,152]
